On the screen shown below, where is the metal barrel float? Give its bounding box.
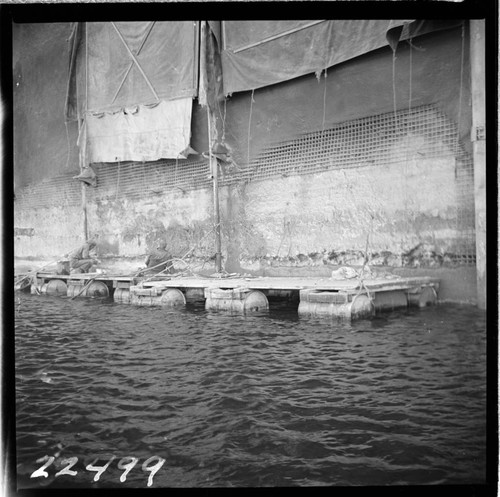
[204,287,269,313]
[298,289,374,319]
[129,285,186,307]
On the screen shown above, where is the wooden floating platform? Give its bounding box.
[18,271,440,320]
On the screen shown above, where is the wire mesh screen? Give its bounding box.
[14,173,82,209]
[14,104,475,265]
[88,157,211,202]
[223,104,476,265]
[228,104,470,181]
[453,154,476,265]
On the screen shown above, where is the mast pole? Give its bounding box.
[82,21,89,241]
[204,21,222,272]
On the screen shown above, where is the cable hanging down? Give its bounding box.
[247,89,255,167]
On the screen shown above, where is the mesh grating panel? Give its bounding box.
[14,173,82,209]
[224,104,471,183]
[452,154,476,265]
[88,157,211,202]
[14,104,476,265]
[221,104,476,265]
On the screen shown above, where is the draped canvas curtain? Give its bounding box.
[220,20,463,95]
[66,21,199,163]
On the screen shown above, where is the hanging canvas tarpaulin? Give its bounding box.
[66,21,199,118]
[220,20,463,95]
[84,98,193,163]
[65,21,199,163]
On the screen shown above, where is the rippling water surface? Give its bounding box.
[14,293,486,488]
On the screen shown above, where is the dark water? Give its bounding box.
[14,293,486,488]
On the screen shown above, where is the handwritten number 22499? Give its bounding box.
[31,455,165,486]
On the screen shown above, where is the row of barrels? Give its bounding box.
[24,277,438,318]
[29,278,188,308]
[31,279,111,298]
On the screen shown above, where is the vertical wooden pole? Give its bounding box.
[82,21,89,241]
[204,21,222,273]
[207,109,222,272]
[469,20,486,309]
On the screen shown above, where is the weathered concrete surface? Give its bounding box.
[14,204,83,259]
[86,189,216,260]
[223,146,468,264]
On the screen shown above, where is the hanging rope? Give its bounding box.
[222,98,227,142]
[115,161,121,202]
[404,39,413,236]
[85,22,88,121]
[391,48,398,130]
[392,41,407,250]
[247,89,255,167]
[408,40,413,114]
[142,161,146,193]
[63,23,79,170]
[322,69,328,132]
[82,22,89,242]
[456,21,465,156]
[64,121,71,171]
[321,68,328,151]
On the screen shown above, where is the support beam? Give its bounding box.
[83,22,89,241]
[469,20,486,309]
[203,21,223,273]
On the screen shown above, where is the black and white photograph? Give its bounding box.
[5,2,495,493]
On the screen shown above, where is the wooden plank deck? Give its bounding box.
[24,272,440,317]
[138,275,440,293]
[33,272,440,293]
[35,272,138,282]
